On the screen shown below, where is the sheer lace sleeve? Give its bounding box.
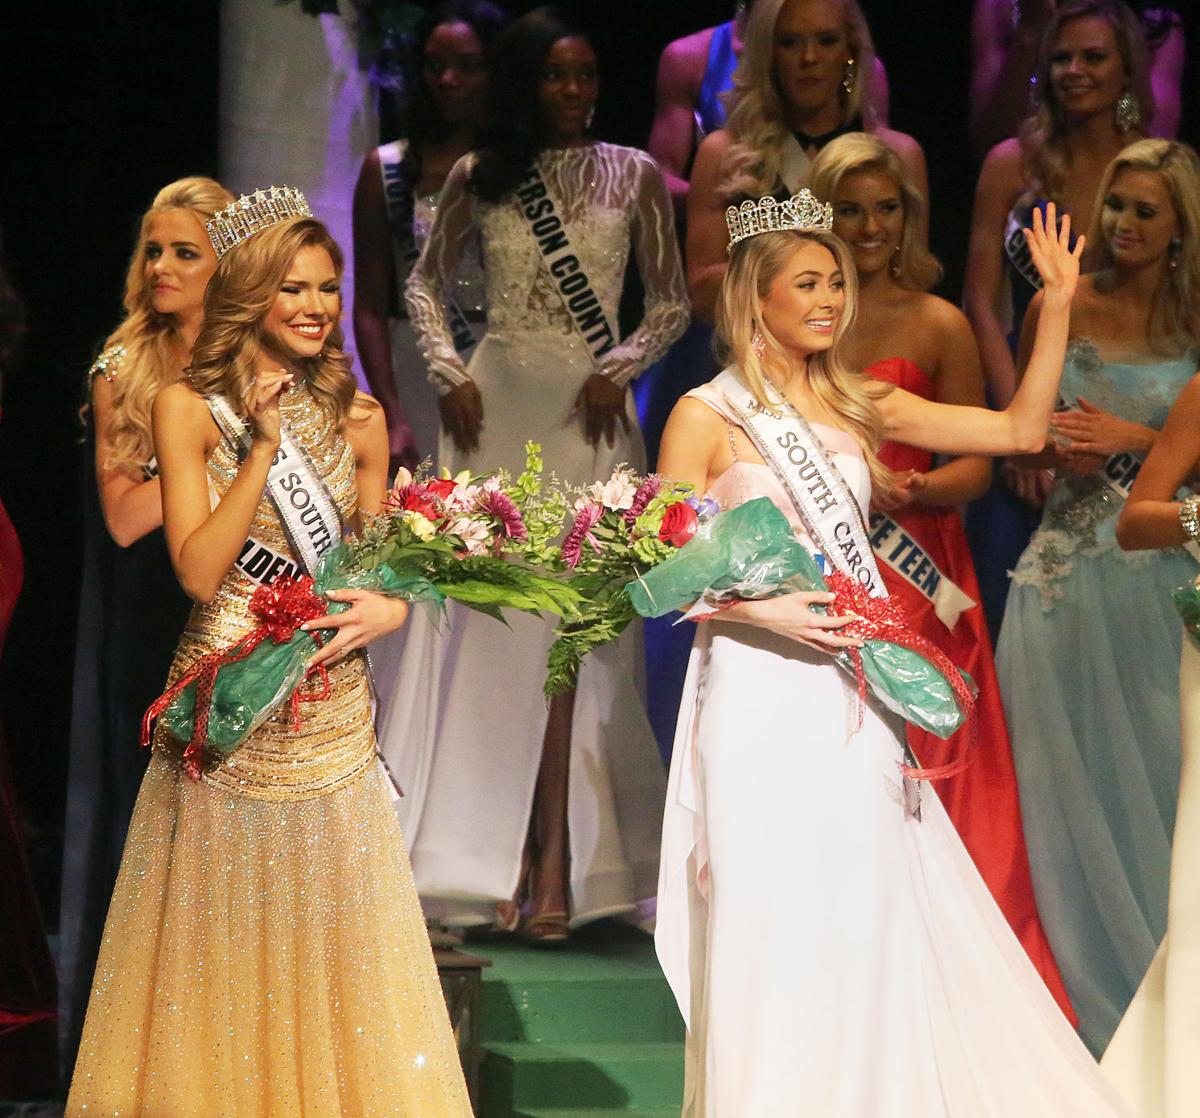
[597,155,690,389]
[403,154,477,393]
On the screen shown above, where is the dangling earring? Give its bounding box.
[842,58,857,97]
[585,106,595,131]
[751,330,766,360]
[889,245,901,279]
[1115,89,1142,134]
[1169,233,1183,272]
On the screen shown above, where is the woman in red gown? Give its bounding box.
[810,132,1075,1020]
[0,239,56,1098]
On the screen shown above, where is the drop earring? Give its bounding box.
[585,105,595,131]
[890,245,902,279]
[842,58,857,97]
[1115,90,1142,134]
[751,330,766,360]
[1169,234,1183,271]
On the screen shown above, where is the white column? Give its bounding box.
[219,0,378,384]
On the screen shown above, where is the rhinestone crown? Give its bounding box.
[725,189,834,249]
[207,186,314,260]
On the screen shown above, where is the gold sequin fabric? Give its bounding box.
[67,387,471,1116]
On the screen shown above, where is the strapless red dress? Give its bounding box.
[869,356,1074,1022]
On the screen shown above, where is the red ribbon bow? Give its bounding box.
[826,570,975,781]
[141,575,333,780]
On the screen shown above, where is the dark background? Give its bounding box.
[1,0,1196,919]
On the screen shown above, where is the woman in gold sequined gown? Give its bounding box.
[66,212,472,1116]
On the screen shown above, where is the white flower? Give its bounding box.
[400,510,437,540]
[392,465,414,490]
[448,515,491,555]
[589,469,637,511]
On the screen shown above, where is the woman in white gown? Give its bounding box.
[378,6,689,938]
[654,192,1131,1114]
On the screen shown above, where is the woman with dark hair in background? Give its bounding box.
[352,0,509,473]
[964,0,1152,639]
[996,138,1200,1057]
[67,195,470,1116]
[808,131,1075,1023]
[0,234,57,1100]
[378,5,687,943]
[58,176,233,1079]
[970,0,1184,157]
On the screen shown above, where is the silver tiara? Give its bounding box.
[726,189,834,249]
[207,186,314,260]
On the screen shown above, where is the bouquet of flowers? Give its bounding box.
[547,466,976,757]
[146,445,580,778]
[1174,573,1200,649]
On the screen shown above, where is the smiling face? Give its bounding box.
[1049,15,1126,121]
[830,167,903,280]
[143,208,218,319]
[423,20,489,129]
[760,238,845,356]
[1100,166,1179,270]
[772,0,848,120]
[538,35,598,143]
[260,244,341,364]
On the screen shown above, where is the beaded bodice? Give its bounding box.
[1012,338,1198,608]
[410,192,486,315]
[406,142,688,389]
[157,385,374,801]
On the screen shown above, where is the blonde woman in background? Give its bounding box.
[685,0,925,325]
[963,0,1152,637]
[995,138,1200,1057]
[808,132,1075,1023]
[59,176,233,1079]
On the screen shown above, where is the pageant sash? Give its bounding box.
[715,368,885,598]
[1053,391,1144,501]
[514,160,619,364]
[377,141,476,356]
[868,513,977,632]
[206,394,343,578]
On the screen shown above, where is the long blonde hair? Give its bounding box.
[1087,138,1200,355]
[1019,0,1152,204]
[808,131,941,292]
[101,176,233,474]
[722,0,881,200]
[186,218,358,428]
[715,227,891,491]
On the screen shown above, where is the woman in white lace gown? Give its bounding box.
[377,6,688,938]
[654,195,1131,1114]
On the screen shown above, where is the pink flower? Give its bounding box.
[561,503,603,569]
[477,488,528,541]
[588,468,638,511]
[623,474,662,523]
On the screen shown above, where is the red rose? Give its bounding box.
[426,477,458,500]
[401,487,441,522]
[658,502,699,547]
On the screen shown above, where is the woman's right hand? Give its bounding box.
[1025,201,1084,306]
[439,380,484,455]
[247,369,293,449]
[730,591,864,653]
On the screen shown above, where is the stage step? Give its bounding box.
[481,1042,683,1116]
[471,923,685,1117]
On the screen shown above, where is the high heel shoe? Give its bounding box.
[521,909,570,946]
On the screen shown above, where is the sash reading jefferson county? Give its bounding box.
[206,394,344,586]
[514,160,619,366]
[377,140,476,356]
[715,368,885,598]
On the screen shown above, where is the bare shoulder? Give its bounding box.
[980,138,1023,184]
[153,380,208,424]
[874,127,922,161]
[916,292,972,336]
[696,128,733,164]
[659,25,714,84]
[350,389,385,426]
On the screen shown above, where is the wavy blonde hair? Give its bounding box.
[1088,138,1200,355]
[808,131,941,292]
[1019,0,1152,205]
[100,176,233,474]
[721,0,881,200]
[715,227,891,491]
[186,218,359,429]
